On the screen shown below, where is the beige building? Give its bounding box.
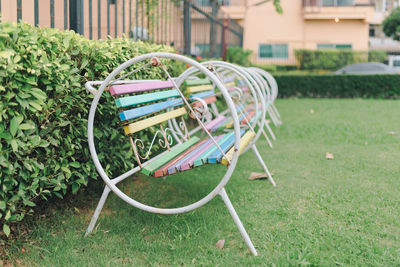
[222,0,375,64]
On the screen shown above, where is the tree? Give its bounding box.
[252,0,283,13]
[383,7,400,41]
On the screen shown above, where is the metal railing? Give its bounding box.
[302,0,373,7]
[0,0,243,59]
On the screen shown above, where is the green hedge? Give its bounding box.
[0,22,178,236]
[226,46,252,67]
[295,49,387,71]
[274,74,400,98]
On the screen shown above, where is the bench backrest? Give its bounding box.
[109,80,190,165]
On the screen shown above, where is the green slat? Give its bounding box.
[115,89,180,108]
[142,137,200,176]
[184,79,211,86]
[193,132,234,167]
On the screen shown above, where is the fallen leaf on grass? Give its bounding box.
[216,239,225,250]
[325,152,334,159]
[248,172,272,180]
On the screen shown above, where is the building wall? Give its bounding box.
[242,0,371,65]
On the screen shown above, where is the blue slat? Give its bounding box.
[119,98,183,121]
[193,132,234,167]
[189,90,214,100]
[207,130,244,163]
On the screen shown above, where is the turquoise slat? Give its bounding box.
[115,89,180,108]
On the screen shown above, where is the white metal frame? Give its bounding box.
[249,67,282,126]
[85,52,258,256]
[178,61,276,186]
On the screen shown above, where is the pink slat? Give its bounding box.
[205,115,226,131]
[179,135,224,171]
[109,81,174,96]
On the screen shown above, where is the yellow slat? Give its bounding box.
[187,84,213,93]
[221,131,256,165]
[123,107,187,135]
[224,82,236,87]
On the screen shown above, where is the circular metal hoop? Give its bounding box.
[248,67,278,102]
[87,52,241,215]
[180,61,267,154]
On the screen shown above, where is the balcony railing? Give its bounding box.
[303,0,373,7]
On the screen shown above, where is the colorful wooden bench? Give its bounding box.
[84,52,259,256]
[177,61,277,186]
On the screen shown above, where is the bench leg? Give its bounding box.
[268,106,279,127]
[264,121,276,141]
[261,128,273,148]
[219,188,258,256]
[85,186,111,236]
[271,104,282,126]
[251,145,276,187]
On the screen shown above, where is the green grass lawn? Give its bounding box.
[4,99,400,266]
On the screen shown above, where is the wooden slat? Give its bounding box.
[179,137,222,171]
[123,107,187,135]
[226,105,250,128]
[249,110,262,124]
[222,76,235,83]
[221,131,256,165]
[116,89,180,108]
[205,115,226,131]
[187,84,213,93]
[184,79,211,86]
[141,136,200,176]
[211,117,231,132]
[119,98,183,121]
[189,90,215,101]
[192,96,217,107]
[153,139,207,177]
[241,111,255,124]
[207,130,245,163]
[166,140,210,174]
[109,81,174,96]
[193,133,234,167]
[224,82,235,87]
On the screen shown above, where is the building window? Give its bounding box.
[195,0,211,6]
[259,44,288,59]
[317,44,352,49]
[369,26,375,37]
[322,0,354,6]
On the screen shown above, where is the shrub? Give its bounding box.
[254,64,297,73]
[274,74,400,98]
[294,49,388,71]
[0,22,177,236]
[368,50,387,63]
[225,46,252,66]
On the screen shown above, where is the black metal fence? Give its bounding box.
[184,0,243,58]
[0,0,243,59]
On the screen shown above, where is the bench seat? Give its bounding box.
[148,130,255,177]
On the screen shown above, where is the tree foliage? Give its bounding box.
[383,7,400,40]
